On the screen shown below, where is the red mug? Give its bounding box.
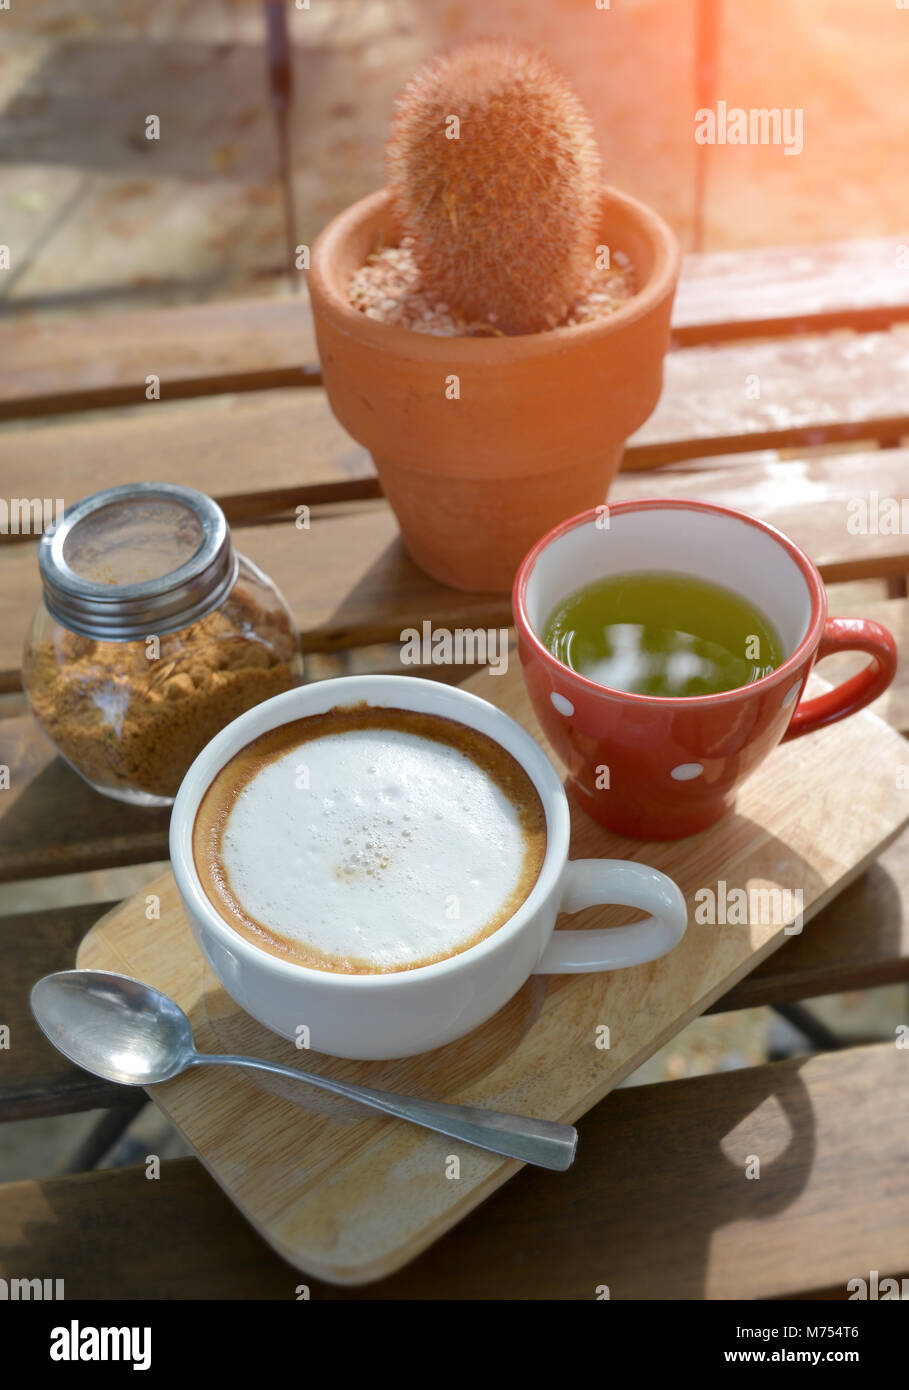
[513,499,898,840]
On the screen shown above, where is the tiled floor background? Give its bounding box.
[3,0,909,320]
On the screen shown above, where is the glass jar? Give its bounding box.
[23,483,303,806]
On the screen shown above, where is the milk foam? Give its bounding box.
[219,727,536,969]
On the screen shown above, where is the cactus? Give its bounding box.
[386,40,603,335]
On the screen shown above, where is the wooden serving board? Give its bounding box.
[78,666,909,1285]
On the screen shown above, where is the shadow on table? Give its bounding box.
[307,1054,819,1300]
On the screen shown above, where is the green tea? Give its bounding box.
[543,571,784,697]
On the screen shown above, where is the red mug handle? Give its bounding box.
[783,616,898,741]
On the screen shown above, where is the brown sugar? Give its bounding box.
[24,586,301,800]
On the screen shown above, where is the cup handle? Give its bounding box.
[782,616,898,741]
[534,861,688,974]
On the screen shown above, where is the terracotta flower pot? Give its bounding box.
[308,186,680,593]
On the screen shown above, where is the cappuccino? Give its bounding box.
[193,705,546,974]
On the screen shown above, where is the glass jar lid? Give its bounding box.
[38,483,239,640]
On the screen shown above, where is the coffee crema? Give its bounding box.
[192,704,547,974]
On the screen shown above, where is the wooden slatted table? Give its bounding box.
[1,237,907,1300]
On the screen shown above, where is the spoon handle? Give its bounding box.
[191,1053,577,1171]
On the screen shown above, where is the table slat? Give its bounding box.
[4,238,909,418]
[0,390,378,526]
[627,329,909,468]
[2,1044,906,1299]
[0,902,135,1119]
[1,457,908,694]
[672,237,909,345]
[4,332,909,503]
[0,298,319,420]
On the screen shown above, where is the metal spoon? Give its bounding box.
[31,970,577,1172]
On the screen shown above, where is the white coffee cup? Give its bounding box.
[170,675,687,1059]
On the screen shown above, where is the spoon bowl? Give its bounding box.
[31,970,196,1085]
